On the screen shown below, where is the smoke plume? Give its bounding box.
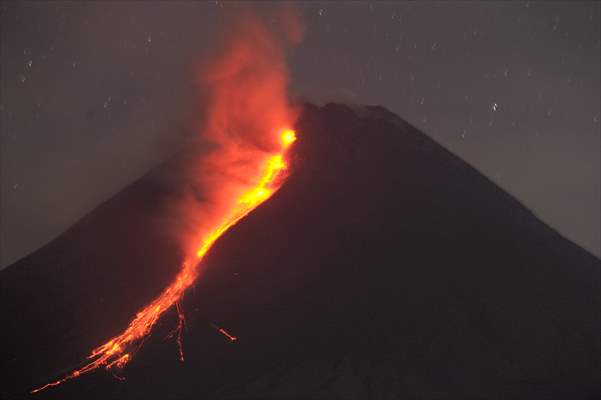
[176,8,302,260]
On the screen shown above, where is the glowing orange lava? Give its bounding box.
[280,129,296,147]
[31,128,296,394]
[210,323,238,342]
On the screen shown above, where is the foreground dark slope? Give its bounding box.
[1,103,599,399]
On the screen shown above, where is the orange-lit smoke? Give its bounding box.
[178,9,302,261]
[32,9,301,394]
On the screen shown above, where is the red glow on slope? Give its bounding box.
[32,128,297,394]
[210,323,238,342]
[32,9,301,394]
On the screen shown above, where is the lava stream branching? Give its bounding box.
[31,129,296,394]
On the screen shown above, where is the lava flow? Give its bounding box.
[31,128,297,394]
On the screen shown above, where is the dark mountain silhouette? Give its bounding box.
[1,103,599,400]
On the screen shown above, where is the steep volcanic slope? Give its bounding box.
[1,103,599,399]
[0,145,202,397]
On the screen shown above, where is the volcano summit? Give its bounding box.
[1,103,599,400]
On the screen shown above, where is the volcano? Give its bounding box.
[1,103,599,400]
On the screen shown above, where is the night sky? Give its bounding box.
[1,1,599,269]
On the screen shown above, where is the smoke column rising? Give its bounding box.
[176,9,303,260]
